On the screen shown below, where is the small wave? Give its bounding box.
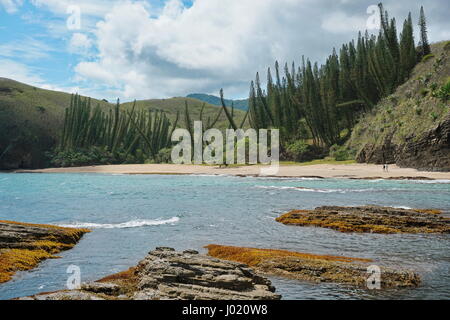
[369,179,450,184]
[408,179,450,184]
[255,185,411,194]
[183,174,232,178]
[257,177,322,181]
[255,185,344,193]
[58,217,180,229]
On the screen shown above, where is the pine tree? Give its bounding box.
[418,6,431,58]
[399,13,416,80]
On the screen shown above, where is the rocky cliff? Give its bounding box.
[348,41,450,171]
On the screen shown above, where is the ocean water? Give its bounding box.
[0,173,449,300]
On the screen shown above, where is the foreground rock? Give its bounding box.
[18,247,281,300]
[0,220,90,283]
[206,245,420,288]
[276,206,450,234]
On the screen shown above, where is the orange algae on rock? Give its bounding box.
[205,244,372,266]
[0,220,90,283]
[276,206,450,234]
[205,244,420,288]
[0,249,54,283]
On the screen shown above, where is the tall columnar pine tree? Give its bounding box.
[60,94,175,161]
[418,6,431,58]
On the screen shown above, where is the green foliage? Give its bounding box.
[0,78,247,169]
[187,93,248,111]
[414,106,423,116]
[418,6,431,59]
[431,78,450,102]
[284,141,324,162]
[47,147,117,167]
[153,148,173,164]
[248,4,419,149]
[35,106,46,113]
[421,53,435,62]
[330,145,352,161]
[444,41,450,51]
[56,94,176,166]
[420,88,430,97]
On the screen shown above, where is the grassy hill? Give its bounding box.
[187,93,249,111]
[347,41,450,170]
[0,78,246,169]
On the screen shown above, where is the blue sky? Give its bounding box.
[0,0,449,101]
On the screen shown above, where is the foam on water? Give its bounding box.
[58,217,180,229]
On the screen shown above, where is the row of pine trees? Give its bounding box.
[248,3,431,149]
[59,94,178,162]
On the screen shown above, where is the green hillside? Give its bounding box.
[187,93,249,110]
[347,41,450,170]
[0,78,246,169]
[121,97,247,129]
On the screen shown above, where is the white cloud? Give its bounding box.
[0,0,23,14]
[321,11,368,34]
[74,0,315,100]
[69,33,93,55]
[0,58,45,85]
[0,38,55,60]
[30,0,121,17]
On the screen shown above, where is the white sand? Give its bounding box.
[15,163,450,180]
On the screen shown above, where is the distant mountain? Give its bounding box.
[187,93,248,111]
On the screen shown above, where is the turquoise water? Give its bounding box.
[0,173,449,300]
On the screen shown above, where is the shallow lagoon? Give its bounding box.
[0,173,449,300]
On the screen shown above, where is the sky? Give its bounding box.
[0,0,449,101]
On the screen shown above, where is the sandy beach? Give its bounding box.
[15,163,450,180]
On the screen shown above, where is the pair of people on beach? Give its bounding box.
[383,164,389,172]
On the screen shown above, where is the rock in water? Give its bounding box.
[17,247,281,300]
[0,220,90,283]
[276,206,450,234]
[206,245,421,288]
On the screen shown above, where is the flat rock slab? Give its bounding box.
[18,247,281,300]
[206,245,421,288]
[0,220,90,283]
[276,206,450,234]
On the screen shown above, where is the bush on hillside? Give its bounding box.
[421,53,435,63]
[431,78,450,102]
[284,141,325,162]
[47,147,118,167]
[329,145,353,161]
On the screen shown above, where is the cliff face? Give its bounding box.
[395,113,450,170]
[348,41,450,171]
[357,113,450,171]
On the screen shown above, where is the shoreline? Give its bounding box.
[11,163,450,180]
